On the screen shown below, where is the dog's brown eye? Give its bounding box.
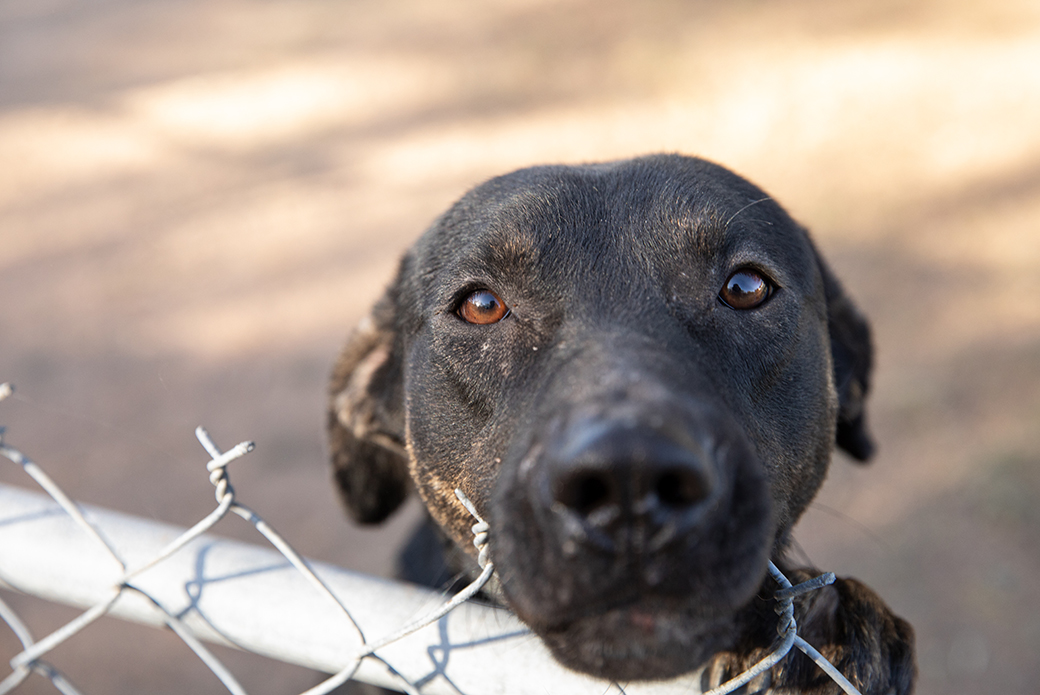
[459,289,509,324]
[719,269,772,310]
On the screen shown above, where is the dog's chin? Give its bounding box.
[537,602,739,682]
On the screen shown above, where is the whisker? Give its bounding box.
[725,196,772,227]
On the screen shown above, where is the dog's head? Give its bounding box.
[328,154,874,680]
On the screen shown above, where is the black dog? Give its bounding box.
[328,154,915,693]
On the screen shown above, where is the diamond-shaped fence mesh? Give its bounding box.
[0,382,860,695]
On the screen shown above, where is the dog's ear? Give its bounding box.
[327,281,409,524]
[817,254,876,462]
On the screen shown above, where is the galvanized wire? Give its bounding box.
[0,382,862,694]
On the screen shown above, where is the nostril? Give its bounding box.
[655,468,710,508]
[556,470,615,517]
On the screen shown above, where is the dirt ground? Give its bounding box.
[1,0,1038,693]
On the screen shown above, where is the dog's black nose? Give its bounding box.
[547,421,715,553]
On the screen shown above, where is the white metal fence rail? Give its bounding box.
[0,382,861,694]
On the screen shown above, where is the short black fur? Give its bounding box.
[328,154,915,693]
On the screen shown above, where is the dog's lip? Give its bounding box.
[534,597,731,680]
[536,593,702,634]
[542,610,642,639]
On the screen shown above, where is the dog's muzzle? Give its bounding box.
[491,384,775,680]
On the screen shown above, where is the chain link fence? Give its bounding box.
[0,382,861,694]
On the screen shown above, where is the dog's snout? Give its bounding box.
[547,422,715,551]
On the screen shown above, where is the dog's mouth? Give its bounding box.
[498,554,769,681]
[536,597,742,681]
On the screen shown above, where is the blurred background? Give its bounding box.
[1,0,1038,693]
